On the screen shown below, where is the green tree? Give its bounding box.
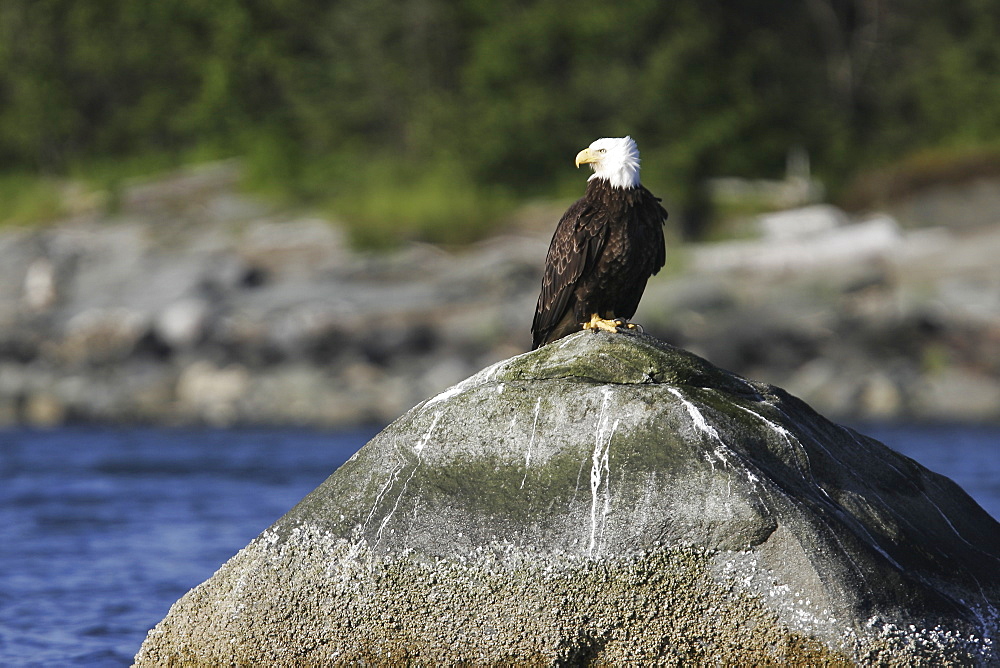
[1,0,999,239]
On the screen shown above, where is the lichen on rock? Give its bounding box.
[135,331,1000,666]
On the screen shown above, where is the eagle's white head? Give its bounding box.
[575,136,641,189]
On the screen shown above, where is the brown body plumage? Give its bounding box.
[531,175,667,349]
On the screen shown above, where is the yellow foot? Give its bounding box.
[582,314,643,334]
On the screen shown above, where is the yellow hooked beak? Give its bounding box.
[575,147,599,168]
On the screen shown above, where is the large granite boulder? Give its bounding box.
[134,332,1000,665]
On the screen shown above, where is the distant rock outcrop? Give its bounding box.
[135,332,999,665]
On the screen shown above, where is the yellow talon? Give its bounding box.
[582,314,641,334]
[582,314,619,333]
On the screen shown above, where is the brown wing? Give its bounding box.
[531,198,609,349]
[642,186,668,274]
[614,186,668,317]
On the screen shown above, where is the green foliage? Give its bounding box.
[327,159,515,249]
[239,134,515,248]
[0,0,999,242]
[0,173,65,227]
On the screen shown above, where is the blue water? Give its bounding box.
[0,427,378,667]
[0,424,998,667]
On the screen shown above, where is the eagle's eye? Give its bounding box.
[599,148,607,154]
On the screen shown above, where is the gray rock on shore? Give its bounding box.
[135,332,1000,665]
[3,164,1000,427]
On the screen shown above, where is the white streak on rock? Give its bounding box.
[521,398,541,489]
[363,464,402,533]
[423,351,533,408]
[425,385,464,408]
[733,403,792,440]
[374,411,442,547]
[668,387,721,441]
[558,334,582,349]
[667,388,770,495]
[413,411,441,456]
[588,389,618,557]
[668,387,731,471]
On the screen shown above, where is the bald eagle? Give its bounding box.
[531,136,667,349]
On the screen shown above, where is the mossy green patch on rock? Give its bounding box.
[490,331,759,395]
[135,332,1000,665]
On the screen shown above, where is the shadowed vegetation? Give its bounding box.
[2,0,1000,243]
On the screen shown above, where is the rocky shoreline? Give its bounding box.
[1,162,999,428]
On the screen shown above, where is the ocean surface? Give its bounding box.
[1,423,998,667]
